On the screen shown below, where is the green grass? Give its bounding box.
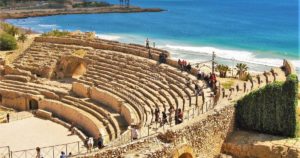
[221,80,235,89]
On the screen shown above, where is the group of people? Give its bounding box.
[154,106,184,126]
[177,59,192,72]
[35,147,72,158]
[159,53,167,64]
[197,70,218,90]
[86,133,104,152]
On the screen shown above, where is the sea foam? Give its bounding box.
[96,34,121,41]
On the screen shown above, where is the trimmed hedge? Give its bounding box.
[236,74,299,137]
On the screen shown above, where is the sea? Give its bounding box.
[6,0,300,74]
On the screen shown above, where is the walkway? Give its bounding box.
[0,117,81,151]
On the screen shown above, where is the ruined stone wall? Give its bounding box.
[82,104,235,158]
[283,59,296,75]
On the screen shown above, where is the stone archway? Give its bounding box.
[29,99,38,110]
[171,144,195,158]
[179,153,193,158]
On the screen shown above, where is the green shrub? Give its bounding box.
[42,29,70,37]
[236,74,299,137]
[72,1,111,8]
[0,33,17,51]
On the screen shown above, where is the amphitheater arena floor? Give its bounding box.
[0,117,81,151]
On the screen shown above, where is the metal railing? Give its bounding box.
[10,141,86,158]
[106,98,215,148]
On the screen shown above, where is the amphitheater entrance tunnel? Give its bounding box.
[29,99,38,110]
[179,153,193,158]
[68,62,86,78]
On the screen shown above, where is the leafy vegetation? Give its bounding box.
[18,33,27,43]
[73,1,111,8]
[236,63,248,80]
[0,22,19,36]
[42,30,70,37]
[216,64,231,78]
[221,80,235,89]
[236,74,299,137]
[73,49,86,58]
[0,33,18,51]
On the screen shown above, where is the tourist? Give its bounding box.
[159,53,167,63]
[168,106,174,126]
[182,60,187,71]
[162,111,167,125]
[222,88,225,98]
[97,133,104,149]
[186,63,192,73]
[68,153,72,157]
[148,49,152,59]
[178,59,182,70]
[131,125,139,140]
[243,82,247,93]
[197,70,202,80]
[69,122,75,135]
[145,38,150,48]
[87,137,94,152]
[236,84,240,92]
[178,109,183,124]
[174,109,179,125]
[36,147,43,158]
[60,151,66,158]
[6,113,9,123]
[186,78,191,87]
[154,108,160,123]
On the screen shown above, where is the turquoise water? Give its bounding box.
[6,0,299,72]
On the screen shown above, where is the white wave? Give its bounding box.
[38,24,58,29]
[164,44,297,68]
[96,34,121,41]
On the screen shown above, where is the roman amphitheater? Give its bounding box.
[0,32,296,158]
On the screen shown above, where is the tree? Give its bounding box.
[0,33,17,51]
[6,25,19,37]
[18,33,27,43]
[236,63,248,80]
[216,64,230,78]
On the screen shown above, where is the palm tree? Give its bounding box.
[216,64,230,78]
[236,63,248,80]
[18,33,27,43]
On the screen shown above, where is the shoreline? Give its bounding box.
[0,5,164,19]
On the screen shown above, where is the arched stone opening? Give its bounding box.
[171,144,195,158]
[179,153,193,158]
[29,99,39,110]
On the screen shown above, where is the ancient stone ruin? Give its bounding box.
[0,32,292,157]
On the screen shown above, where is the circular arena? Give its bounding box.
[0,32,289,158]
